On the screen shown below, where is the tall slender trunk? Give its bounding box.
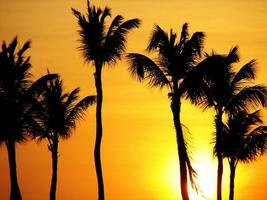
[94,63,104,200]
[6,140,22,200]
[171,90,189,200]
[229,160,236,200]
[215,107,223,200]
[50,138,58,200]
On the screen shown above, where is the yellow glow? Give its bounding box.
[189,155,217,200]
[1,0,267,199]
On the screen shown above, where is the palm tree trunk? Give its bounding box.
[6,140,22,200]
[94,63,104,200]
[217,156,223,200]
[171,94,189,200]
[215,107,223,200]
[229,160,236,200]
[50,139,58,200]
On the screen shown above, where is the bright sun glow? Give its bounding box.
[189,154,217,200]
[167,152,217,200]
[146,150,217,200]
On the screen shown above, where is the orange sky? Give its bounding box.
[1,0,267,199]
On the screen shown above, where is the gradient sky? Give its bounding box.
[1,0,267,199]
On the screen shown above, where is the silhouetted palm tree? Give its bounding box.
[0,37,33,200]
[221,110,267,200]
[30,74,96,200]
[183,47,267,200]
[127,23,205,200]
[71,1,140,199]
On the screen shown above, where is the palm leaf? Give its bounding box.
[178,23,189,48]
[226,46,240,65]
[183,31,205,59]
[106,15,124,37]
[66,95,96,124]
[239,126,267,162]
[64,88,80,110]
[227,85,267,113]
[127,53,169,88]
[104,18,141,63]
[28,73,59,96]
[146,25,168,52]
[100,6,111,26]
[231,60,256,88]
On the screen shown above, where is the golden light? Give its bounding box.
[189,152,217,200]
[144,149,218,200]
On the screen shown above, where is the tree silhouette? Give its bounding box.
[183,47,267,200]
[71,1,140,199]
[30,74,96,200]
[221,110,267,200]
[0,37,33,200]
[127,23,205,200]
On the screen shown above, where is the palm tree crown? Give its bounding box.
[183,47,266,114]
[31,75,96,147]
[72,0,140,65]
[221,110,267,200]
[222,110,267,163]
[128,23,205,91]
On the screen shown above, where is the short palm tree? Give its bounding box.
[221,110,267,200]
[183,47,267,200]
[127,23,205,200]
[0,37,33,200]
[72,1,140,199]
[30,74,96,200]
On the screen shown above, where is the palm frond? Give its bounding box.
[239,126,267,162]
[18,40,31,57]
[146,25,168,52]
[64,88,80,109]
[7,37,18,56]
[183,31,205,59]
[178,23,189,47]
[100,6,111,26]
[29,73,59,96]
[104,18,141,64]
[179,123,198,191]
[231,60,256,86]
[127,53,169,88]
[226,46,240,65]
[106,15,124,37]
[227,85,267,113]
[65,95,96,136]
[72,6,103,63]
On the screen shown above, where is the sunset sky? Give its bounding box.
[1,0,267,199]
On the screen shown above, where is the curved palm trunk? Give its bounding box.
[215,107,223,200]
[94,63,104,200]
[171,92,190,200]
[6,140,22,200]
[229,160,236,200]
[50,139,58,200]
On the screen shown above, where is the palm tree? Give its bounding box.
[183,47,267,200]
[221,110,267,200]
[71,1,140,199]
[30,74,96,200]
[0,37,33,200]
[127,23,205,200]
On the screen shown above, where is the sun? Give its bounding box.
[144,150,217,200]
[188,155,217,200]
